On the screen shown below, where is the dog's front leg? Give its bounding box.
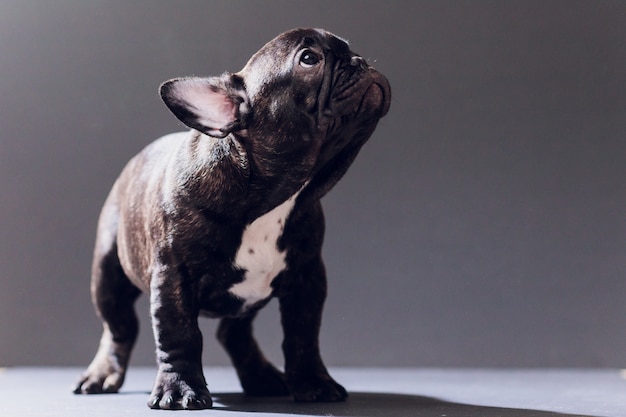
[279,256,348,402]
[147,266,212,410]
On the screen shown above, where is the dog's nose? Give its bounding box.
[350,56,367,68]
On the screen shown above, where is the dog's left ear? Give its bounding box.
[160,74,249,138]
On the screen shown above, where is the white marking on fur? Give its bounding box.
[230,189,301,307]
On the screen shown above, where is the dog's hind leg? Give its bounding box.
[217,312,289,396]
[73,201,141,394]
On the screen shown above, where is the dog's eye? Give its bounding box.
[299,50,321,68]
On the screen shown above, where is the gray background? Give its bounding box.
[1,0,625,368]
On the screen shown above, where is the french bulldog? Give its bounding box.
[73,28,390,410]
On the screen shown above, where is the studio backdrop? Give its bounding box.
[1,0,625,368]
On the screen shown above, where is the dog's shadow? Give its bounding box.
[212,392,592,417]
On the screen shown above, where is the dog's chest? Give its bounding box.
[230,191,300,307]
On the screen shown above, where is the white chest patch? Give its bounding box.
[230,190,301,307]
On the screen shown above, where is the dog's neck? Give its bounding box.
[177,130,315,223]
[233,132,319,222]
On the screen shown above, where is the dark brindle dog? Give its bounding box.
[73,28,390,410]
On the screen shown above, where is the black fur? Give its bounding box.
[73,28,390,410]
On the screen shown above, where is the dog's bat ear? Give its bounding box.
[159,74,249,138]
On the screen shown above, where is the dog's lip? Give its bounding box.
[326,67,391,118]
[369,70,391,117]
[356,70,391,118]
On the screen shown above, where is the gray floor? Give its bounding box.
[1,367,626,417]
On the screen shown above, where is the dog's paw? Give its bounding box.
[72,368,125,394]
[289,375,348,402]
[239,363,290,397]
[147,370,212,410]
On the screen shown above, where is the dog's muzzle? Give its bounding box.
[360,69,391,118]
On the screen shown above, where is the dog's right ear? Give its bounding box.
[160,74,249,138]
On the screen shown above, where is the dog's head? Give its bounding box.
[160,28,390,197]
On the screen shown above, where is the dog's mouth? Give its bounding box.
[328,68,391,120]
[357,70,391,118]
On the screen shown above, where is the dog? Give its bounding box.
[72,28,390,410]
